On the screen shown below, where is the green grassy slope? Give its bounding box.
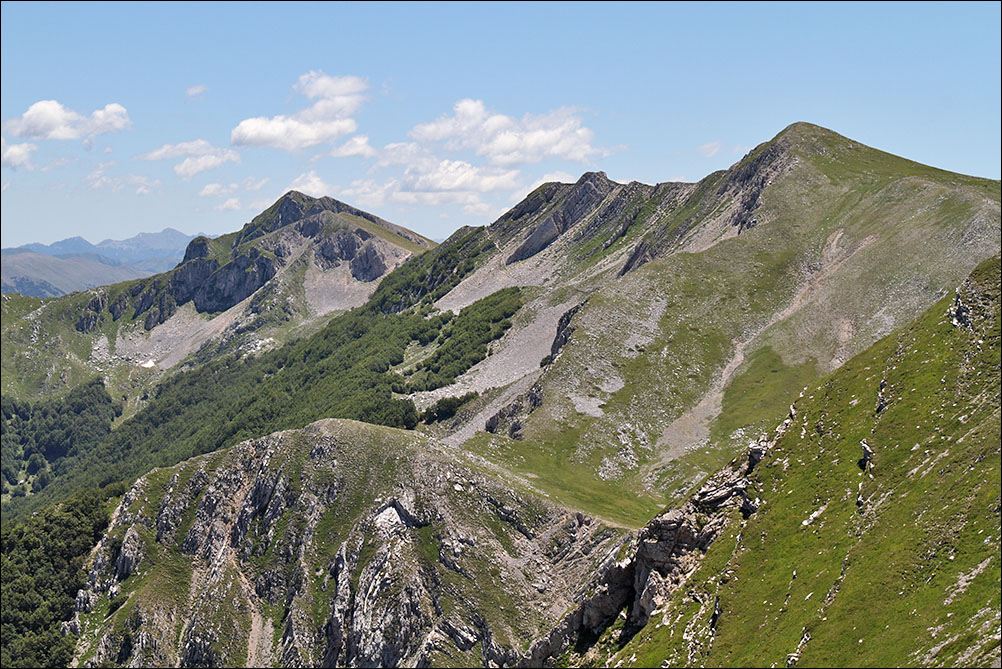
[591,255,1001,668]
[468,122,999,530]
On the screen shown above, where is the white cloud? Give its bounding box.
[337,178,487,210]
[462,201,493,216]
[174,154,234,179]
[338,178,398,208]
[287,170,335,198]
[409,159,519,193]
[3,100,130,140]
[186,84,207,97]
[199,182,237,197]
[391,190,484,207]
[294,71,367,117]
[523,170,576,192]
[329,134,377,158]
[2,182,9,192]
[138,139,239,179]
[232,117,356,152]
[376,141,437,170]
[1,136,37,170]
[199,177,269,197]
[697,140,723,158]
[85,162,160,194]
[410,99,606,166]
[215,197,241,211]
[232,71,366,151]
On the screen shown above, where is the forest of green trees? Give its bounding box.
[1,379,121,498]
[1,484,122,668]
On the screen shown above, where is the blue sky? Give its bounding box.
[2,1,999,247]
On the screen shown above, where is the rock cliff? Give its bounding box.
[73,191,434,334]
[71,419,623,668]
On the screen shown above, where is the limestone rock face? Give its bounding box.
[72,191,433,334]
[72,419,623,668]
[506,172,616,264]
[526,406,797,664]
[348,242,387,282]
[192,250,277,313]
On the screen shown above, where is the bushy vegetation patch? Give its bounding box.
[0,485,121,668]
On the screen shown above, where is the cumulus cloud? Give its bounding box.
[338,178,399,208]
[376,141,437,170]
[138,139,239,178]
[186,84,207,97]
[173,155,234,179]
[697,140,723,158]
[409,160,519,193]
[215,197,242,211]
[410,99,605,166]
[1,136,37,170]
[329,134,377,158]
[338,176,493,214]
[287,170,336,198]
[232,117,356,152]
[199,182,237,197]
[85,162,160,194]
[199,177,269,197]
[294,71,367,118]
[232,71,366,151]
[3,100,130,140]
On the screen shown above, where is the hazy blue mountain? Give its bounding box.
[3,228,202,297]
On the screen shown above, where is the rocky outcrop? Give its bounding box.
[549,302,584,359]
[506,172,616,264]
[76,291,108,332]
[192,249,277,313]
[526,404,798,664]
[72,419,622,668]
[348,242,387,282]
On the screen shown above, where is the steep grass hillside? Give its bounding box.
[553,255,1001,668]
[437,122,1000,530]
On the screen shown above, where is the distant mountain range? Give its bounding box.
[1,228,202,297]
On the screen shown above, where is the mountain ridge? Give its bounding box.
[1,121,999,669]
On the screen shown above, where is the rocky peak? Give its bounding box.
[504,171,620,265]
[181,236,211,263]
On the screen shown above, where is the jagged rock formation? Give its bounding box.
[70,420,623,668]
[524,404,797,665]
